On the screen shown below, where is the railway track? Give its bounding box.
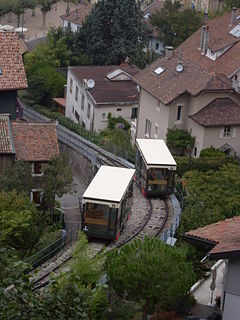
[32,185,171,291]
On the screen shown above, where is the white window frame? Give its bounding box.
[145,119,151,138]
[31,163,44,177]
[223,126,232,137]
[87,103,91,119]
[30,189,43,207]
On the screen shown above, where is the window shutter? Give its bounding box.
[232,126,237,138]
[219,127,224,138]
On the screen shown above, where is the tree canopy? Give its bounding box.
[79,0,147,65]
[150,0,202,48]
[0,191,42,253]
[106,237,194,319]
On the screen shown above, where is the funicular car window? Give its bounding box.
[85,203,109,226]
[148,168,168,185]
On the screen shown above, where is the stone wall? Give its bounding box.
[59,142,97,185]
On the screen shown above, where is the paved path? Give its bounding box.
[0,1,83,40]
[57,173,87,240]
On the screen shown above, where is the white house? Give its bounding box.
[65,65,140,133]
[60,3,93,32]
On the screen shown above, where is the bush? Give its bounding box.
[166,128,195,151]
[175,155,236,176]
[200,146,227,158]
[90,287,108,320]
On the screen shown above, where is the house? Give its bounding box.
[189,0,224,13]
[183,216,240,320]
[0,33,28,119]
[60,3,93,32]
[133,10,240,157]
[65,65,140,132]
[143,0,164,55]
[0,115,59,205]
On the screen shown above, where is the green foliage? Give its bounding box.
[107,113,130,131]
[80,0,147,65]
[27,63,65,106]
[0,191,42,253]
[150,0,202,47]
[90,287,108,320]
[166,128,195,151]
[0,161,33,194]
[175,154,236,176]
[178,163,240,234]
[200,146,227,158]
[106,237,194,315]
[224,0,240,9]
[106,300,138,320]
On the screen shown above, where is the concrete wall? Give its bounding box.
[0,90,17,119]
[63,20,81,32]
[223,259,240,320]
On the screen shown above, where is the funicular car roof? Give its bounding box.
[83,166,135,203]
[136,139,176,168]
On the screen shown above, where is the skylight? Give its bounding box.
[229,24,240,37]
[154,67,165,75]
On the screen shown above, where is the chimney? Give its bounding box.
[199,25,206,51]
[231,7,237,26]
[203,8,208,25]
[165,46,174,59]
[202,25,209,55]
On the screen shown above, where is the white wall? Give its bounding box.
[63,19,81,32]
[148,37,164,55]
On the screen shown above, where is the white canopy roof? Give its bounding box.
[14,27,28,32]
[136,139,176,169]
[83,166,135,204]
[0,25,14,31]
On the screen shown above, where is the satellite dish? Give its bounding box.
[176,63,183,73]
[87,79,95,89]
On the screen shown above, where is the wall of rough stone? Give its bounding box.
[59,142,97,186]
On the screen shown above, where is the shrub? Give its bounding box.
[200,146,227,158]
[166,128,195,151]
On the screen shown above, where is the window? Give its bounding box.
[87,103,91,119]
[155,42,159,50]
[30,189,42,206]
[117,108,122,112]
[75,110,80,122]
[32,162,43,176]
[102,113,106,119]
[77,25,80,31]
[177,105,182,121]
[194,147,197,157]
[75,85,79,102]
[131,107,138,119]
[70,78,73,93]
[145,119,151,137]
[72,106,74,113]
[81,94,85,110]
[154,124,159,138]
[224,126,232,137]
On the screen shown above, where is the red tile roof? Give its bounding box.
[0,33,28,91]
[53,98,66,108]
[177,10,240,77]
[0,114,15,154]
[60,3,93,25]
[70,65,140,104]
[184,216,240,259]
[189,98,240,127]
[133,54,216,105]
[11,122,59,161]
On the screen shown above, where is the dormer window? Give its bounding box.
[106,69,131,81]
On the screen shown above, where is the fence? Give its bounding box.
[25,232,67,270]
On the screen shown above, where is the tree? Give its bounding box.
[166,128,195,154]
[105,237,194,319]
[150,0,202,48]
[0,191,43,254]
[224,0,240,8]
[79,0,147,65]
[42,154,74,217]
[38,0,57,30]
[0,161,34,194]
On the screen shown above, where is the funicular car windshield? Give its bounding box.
[85,203,109,226]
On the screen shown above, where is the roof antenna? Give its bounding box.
[176,51,183,73]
